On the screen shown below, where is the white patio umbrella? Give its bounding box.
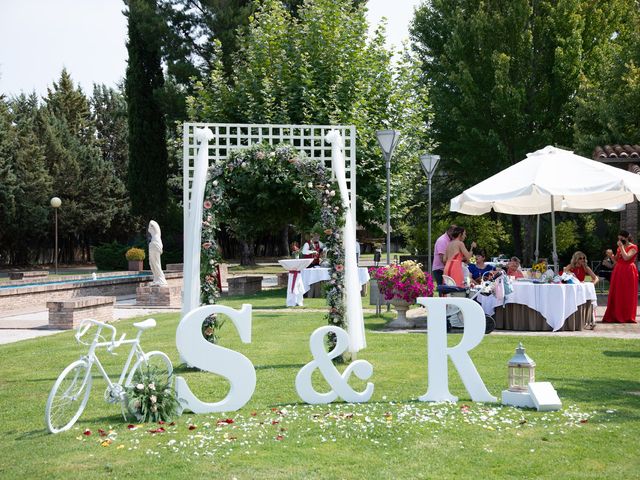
[450,146,640,269]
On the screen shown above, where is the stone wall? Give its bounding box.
[0,272,183,313]
[47,296,115,329]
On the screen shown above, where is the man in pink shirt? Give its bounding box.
[432,224,457,285]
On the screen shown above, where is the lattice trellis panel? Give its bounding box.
[182,123,357,235]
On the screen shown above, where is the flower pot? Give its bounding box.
[128,260,143,271]
[388,297,414,328]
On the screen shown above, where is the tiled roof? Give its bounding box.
[593,144,640,159]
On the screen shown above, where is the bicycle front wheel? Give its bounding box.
[45,359,92,434]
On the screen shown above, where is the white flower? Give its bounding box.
[150,395,157,404]
[325,190,330,195]
[241,162,248,168]
[149,383,156,391]
[212,180,218,187]
[329,190,336,197]
[151,405,158,413]
[326,183,331,188]
[136,383,144,391]
[209,259,214,265]
[307,182,313,188]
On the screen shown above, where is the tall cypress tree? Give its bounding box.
[125,0,168,222]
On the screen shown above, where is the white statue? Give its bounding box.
[148,220,168,286]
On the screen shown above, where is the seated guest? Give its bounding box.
[302,233,324,267]
[505,257,524,279]
[596,249,614,281]
[468,249,495,284]
[564,251,599,286]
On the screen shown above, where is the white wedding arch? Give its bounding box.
[182,122,357,238]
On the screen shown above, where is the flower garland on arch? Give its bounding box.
[200,143,346,344]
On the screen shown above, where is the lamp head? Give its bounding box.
[376,130,401,158]
[50,197,62,208]
[420,153,440,177]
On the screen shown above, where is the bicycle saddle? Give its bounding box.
[133,319,156,331]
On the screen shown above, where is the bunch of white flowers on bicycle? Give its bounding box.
[127,366,180,422]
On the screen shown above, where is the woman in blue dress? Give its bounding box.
[468,249,495,284]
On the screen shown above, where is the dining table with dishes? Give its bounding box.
[475,279,597,331]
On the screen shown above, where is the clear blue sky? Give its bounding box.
[0,0,421,97]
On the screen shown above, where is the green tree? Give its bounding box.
[0,97,18,260]
[6,94,52,264]
[574,3,640,154]
[40,71,128,261]
[188,0,427,231]
[411,0,626,261]
[125,0,169,223]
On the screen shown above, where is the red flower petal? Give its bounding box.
[127,424,135,430]
[275,435,284,441]
[271,420,280,425]
[83,429,91,436]
[580,419,588,424]
[148,427,165,434]
[251,412,257,417]
[188,425,197,430]
[158,421,165,425]
[98,429,107,437]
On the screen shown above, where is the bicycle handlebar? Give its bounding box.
[75,318,124,349]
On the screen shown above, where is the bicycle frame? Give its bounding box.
[77,320,147,395]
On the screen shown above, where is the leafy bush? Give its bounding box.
[94,242,129,271]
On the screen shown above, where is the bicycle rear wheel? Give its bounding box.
[124,352,174,421]
[125,351,173,388]
[45,360,92,433]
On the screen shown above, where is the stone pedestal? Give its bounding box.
[136,285,182,306]
[388,298,414,328]
[47,296,115,330]
[228,276,263,296]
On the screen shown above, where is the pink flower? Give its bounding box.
[204,200,212,209]
[335,264,344,272]
[202,242,212,250]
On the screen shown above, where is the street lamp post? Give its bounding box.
[50,197,61,274]
[376,130,401,267]
[420,154,440,273]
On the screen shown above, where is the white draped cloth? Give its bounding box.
[476,282,597,331]
[183,127,213,317]
[325,130,366,353]
[286,267,370,307]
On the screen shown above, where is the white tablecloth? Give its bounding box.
[476,282,597,331]
[286,267,370,307]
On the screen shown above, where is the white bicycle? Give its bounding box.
[45,318,173,434]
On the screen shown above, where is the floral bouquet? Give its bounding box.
[126,366,180,423]
[369,260,435,303]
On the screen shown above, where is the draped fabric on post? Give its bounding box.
[325,130,366,353]
[182,128,214,318]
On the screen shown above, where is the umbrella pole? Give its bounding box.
[535,214,540,263]
[550,197,558,274]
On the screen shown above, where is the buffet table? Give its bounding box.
[284,266,370,307]
[476,281,597,331]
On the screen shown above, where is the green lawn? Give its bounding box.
[0,292,638,479]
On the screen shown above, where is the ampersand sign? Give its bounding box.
[295,326,374,404]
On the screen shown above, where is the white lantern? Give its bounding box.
[507,343,535,392]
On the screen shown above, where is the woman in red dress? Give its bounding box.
[603,231,638,323]
[564,251,599,286]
